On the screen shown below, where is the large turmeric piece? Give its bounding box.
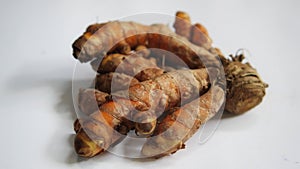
[74,68,211,157]
[173,11,268,114]
[71,11,267,159]
[72,21,219,69]
[142,84,225,158]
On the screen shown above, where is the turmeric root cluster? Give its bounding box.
[71,11,267,158]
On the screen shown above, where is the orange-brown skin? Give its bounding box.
[81,23,132,55]
[78,89,109,115]
[141,85,225,158]
[91,53,164,82]
[129,69,210,135]
[94,72,140,94]
[72,11,268,159]
[72,21,218,69]
[173,11,212,50]
[90,46,164,83]
[173,11,191,38]
[74,107,131,158]
[173,11,268,115]
[74,69,210,157]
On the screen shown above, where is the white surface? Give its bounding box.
[0,0,299,168]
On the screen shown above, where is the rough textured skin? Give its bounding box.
[129,69,210,135]
[72,11,267,159]
[222,55,268,114]
[74,108,130,158]
[74,69,210,157]
[90,46,164,82]
[72,21,219,69]
[173,11,268,115]
[91,53,163,82]
[94,72,139,93]
[78,89,109,115]
[141,85,225,158]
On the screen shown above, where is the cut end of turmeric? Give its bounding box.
[74,129,104,158]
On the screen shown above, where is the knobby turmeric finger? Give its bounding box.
[173,11,268,115]
[72,21,218,69]
[173,11,212,50]
[142,84,225,158]
[173,11,191,38]
[129,68,210,136]
[74,105,132,157]
[90,46,164,82]
[91,52,164,81]
[74,68,211,157]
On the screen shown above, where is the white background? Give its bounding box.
[0,0,299,168]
